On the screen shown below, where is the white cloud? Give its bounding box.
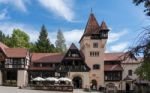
[0,9,9,20]
[38,0,74,22]
[0,0,29,12]
[0,22,39,42]
[110,42,129,52]
[64,29,83,47]
[49,29,83,48]
[108,29,128,43]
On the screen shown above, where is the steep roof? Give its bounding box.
[104,52,142,64]
[100,21,109,31]
[84,13,100,35]
[0,42,9,49]
[0,42,9,54]
[104,52,124,61]
[104,64,123,71]
[4,48,28,58]
[79,13,100,42]
[69,43,78,50]
[31,53,64,63]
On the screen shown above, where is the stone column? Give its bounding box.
[0,70,2,85]
[17,70,28,87]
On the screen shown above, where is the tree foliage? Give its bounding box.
[125,27,150,80]
[0,31,11,46]
[35,25,55,53]
[0,24,67,53]
[124,0,150,80]
[11,29,30,48]
[55,29,67,53]
[133,0,150,16]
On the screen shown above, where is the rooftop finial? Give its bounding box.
[91,8,93,13]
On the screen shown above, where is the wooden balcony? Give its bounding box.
[58,66,88,72]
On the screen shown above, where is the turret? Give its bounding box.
[100,21,109,39]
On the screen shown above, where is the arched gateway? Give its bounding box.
[73,76,82,89]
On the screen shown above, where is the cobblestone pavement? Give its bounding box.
[0,86,102,93]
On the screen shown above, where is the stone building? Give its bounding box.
[0,12,142,92]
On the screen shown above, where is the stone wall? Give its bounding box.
[17,70,28,87]
[0,70,2,85]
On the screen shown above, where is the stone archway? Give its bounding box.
[106,83,117,93]
[72,76,82,89]
[126,83,130,91]
[91,79,97,90]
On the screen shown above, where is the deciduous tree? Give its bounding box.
[55,29,67,53]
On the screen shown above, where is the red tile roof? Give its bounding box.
[100,21,109,30]
[105,52,142,64]
[79,13,100,42]
[31,53,64,63]
[104,53,124,61]
[0,42,9,54]
[122,57,142,64]
[104,64,123,71]
[4,48,28,58]
[0,42,9,49]
[83,13,100,35]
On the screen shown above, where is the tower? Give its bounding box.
[79,13,109,88]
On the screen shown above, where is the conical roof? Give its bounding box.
[100,21,109,31]
[83,13,100,35]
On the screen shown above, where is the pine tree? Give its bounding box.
[55,29,67,53]
[0,30,16,47]
[35,25,52,53]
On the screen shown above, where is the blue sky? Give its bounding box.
[0,0,149,52]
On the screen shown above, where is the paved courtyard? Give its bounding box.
[0,86,102,93]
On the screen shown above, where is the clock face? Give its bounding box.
[85,43,90,48]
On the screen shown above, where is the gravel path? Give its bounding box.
[0,86,102,93]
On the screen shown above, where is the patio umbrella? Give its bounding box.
[45,77,59,82]
[32,77,45,81]
[59,77,72,82]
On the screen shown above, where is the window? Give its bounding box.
[105,72,122,81]
[128,70,132,76]
[93,64,100,70]
[90,51,99,57]
[93,42,98,48]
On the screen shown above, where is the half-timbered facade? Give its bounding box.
[0,44,29,86]
[56,43,90,89]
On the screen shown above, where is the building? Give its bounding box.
[0,12,142,91]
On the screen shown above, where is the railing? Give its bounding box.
[29,84,73,92]
[59,66,87,72]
